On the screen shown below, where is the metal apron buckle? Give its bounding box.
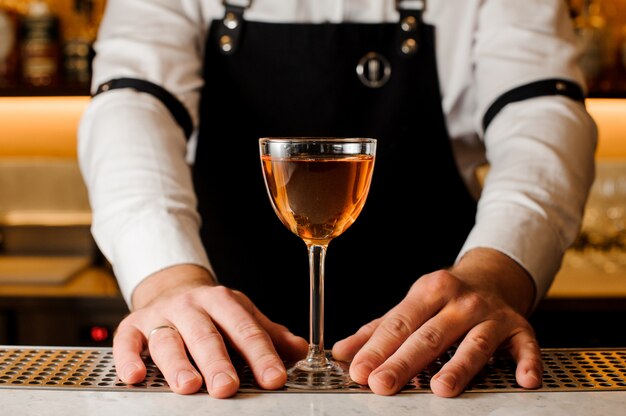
[356,52,392,89]
[218,0,252,54]
[355,0,426,88]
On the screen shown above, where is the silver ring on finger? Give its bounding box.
[148,325,179,342]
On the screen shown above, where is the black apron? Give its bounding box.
[193,3,477,344]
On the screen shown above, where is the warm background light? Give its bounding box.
[586,99,626,159]
[0,97,624,158]
[0,96,90,158]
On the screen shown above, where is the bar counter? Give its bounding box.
[2,346,626,415]
[1,384,625,415]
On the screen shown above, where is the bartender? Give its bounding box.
[78,0,597,399]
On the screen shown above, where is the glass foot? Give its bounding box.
[285,358,352,389]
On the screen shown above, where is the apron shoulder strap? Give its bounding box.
[396,0,426,56]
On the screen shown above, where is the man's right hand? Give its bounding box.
[112,264,308,398]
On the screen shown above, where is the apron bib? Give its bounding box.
[193,3,477,343]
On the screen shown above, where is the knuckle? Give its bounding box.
[489,308,508,323]
[174,291,198,308]
[389,356,413,375]
[185,327,224,347]
[414,325,444,352]
[448,359,472,379]
[458,292,487,314]
[112,324,144,352]
[503,327,540,352]
[525,337,541,351]
[209,285,235,300]
[153,328,181,343]
[381,315,414,341]
[357,320,378,336]
[518,320,537,335]
[271,322,290,334]
[255,351,282,368]
[114,319,133,336]
[157,291,198,315]
[358,318,383,334]
[115,312,145,333]
[466,333,492,358]
[210,285,256,312]
[422,270,458,293]
[235,321,268,344]
[359,346,388,365]
[230,289,249,304]
[204,356,234,372]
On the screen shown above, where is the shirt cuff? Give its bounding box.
[456,207,564,310]
[109,212,212,308]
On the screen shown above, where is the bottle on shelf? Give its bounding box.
[622,23,626,61]
[617,23,626,92]
[63,0,97,88]
[569,0,626,96]
[573,0,611,93]
[0,4,20,88]
[19,0,61,88]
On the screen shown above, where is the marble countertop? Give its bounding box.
[3,345,626,415]
[1,389,625,416]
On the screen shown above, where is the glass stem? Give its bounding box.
[306,243,331,368]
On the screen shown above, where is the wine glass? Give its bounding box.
[259,137,377,389]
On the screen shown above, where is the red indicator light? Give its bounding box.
[90,326,109,342]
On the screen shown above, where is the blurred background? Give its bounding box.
[0,0,625,348]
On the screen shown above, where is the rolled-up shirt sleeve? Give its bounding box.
[455,0,598,307]
[77,0,213,307]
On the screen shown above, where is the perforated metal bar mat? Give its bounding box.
[1,346,626,393]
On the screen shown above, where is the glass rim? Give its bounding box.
[259,137,376,143]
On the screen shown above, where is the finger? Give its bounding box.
[245,301,308,362]
[508,327,543,389]
[112,322,148,384]
[332,317,383,362]
[206,287,287,390]
[366,308,474,395]
[430,320,505,397]
[349,277,450,385]
[147,324,203,395]
[348,310,420,385]
[172,310,240,399]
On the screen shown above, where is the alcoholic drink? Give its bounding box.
[261,154,375,244]
[259,137,376,389]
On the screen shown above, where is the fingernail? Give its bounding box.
[435,373,456,390]
[122,362,140,381]
[262,367,285,384]
[526,369,541,384]
[373,371,396,390]
[177,370,200,387]
[212,372,236,389]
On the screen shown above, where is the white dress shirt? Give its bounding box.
[78,0,598,308]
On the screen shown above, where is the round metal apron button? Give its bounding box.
[401,38,418,55]
[401,16,418,32]
[356,52,391,89]
[223,12,239,30]
[219,35,233,53]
